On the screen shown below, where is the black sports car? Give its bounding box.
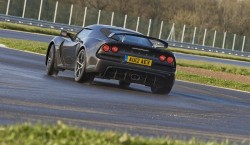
[45,24,176,94]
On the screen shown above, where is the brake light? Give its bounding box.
[102,45,110,52]
[159,55,166,62]
[111,46,119,53]
[166,57,174,64]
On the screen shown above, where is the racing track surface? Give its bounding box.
[1,47,250,143]
[1,29,250,67]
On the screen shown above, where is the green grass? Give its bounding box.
[168,47,250,62]
[0,38,48,54]
[177,59,250,76]
[177,71,250,92]
[0,21,60,36]
[0,121,230,145]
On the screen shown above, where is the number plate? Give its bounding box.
[124,55,152,66]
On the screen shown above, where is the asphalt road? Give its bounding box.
[1,29,250,67]
[0,29,53,42]
[1,47,250,142]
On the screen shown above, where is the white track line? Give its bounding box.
[1,45,45,56]
[0,44,6,47]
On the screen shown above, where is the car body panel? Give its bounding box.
[46,24,176,91]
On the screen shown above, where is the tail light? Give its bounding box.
[102,44,110,52]
[166,57,174,64]
[111,46,119,53]
[102,45,119,53]
[159,55,166,61]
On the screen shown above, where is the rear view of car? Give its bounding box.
[45,25,176,95]
[95,28,176,94]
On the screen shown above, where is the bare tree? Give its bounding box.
[140,0,166,20]
[76,0,87,8]
[85,0,110,10]
[109,0,135,15]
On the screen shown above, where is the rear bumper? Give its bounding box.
[88,59,176,86]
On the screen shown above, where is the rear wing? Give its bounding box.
[108,32,168,48]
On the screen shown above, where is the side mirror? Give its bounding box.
[60,30,68,37]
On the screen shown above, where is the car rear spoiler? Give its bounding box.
[108,32,168,48]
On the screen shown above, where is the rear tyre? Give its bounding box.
[46,44,59,76]
[74,49,95,83]
[151,78,175,95]
[119,80,130,88]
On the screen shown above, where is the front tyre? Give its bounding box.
[46,44,59,76]
[74,49,94,83]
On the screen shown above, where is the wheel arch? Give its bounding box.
[77,45,86,55]
[45,42,55,65]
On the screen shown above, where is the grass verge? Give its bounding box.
[177,71,250,92]
[0,38,48,54]
[0,38,249,92]
[0,21,60,36]
[177,59,250,76]
[0,122,230,145]
[168,47,250,62]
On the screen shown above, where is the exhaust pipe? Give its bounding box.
[131,74,140,81]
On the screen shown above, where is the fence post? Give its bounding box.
[222,31,227,49]
[241,36,246,52]
[68,4,73,25]
[181,24,186,43]
[97,10,101,24]
[202,29,207,46]
[168,23,175,41]
[6,0,10,15]
[22,0,27,18]
[158,21,163,39]
[82,7,87,27]
[147,19,152,36]
[110,12,114,26]
[232,34,236,51]
[38,0,43,20]
[192,27,197,44]
[136,17,140,32]
[212,30,217,47]
[123,14,127,28]
[53,1,58,23]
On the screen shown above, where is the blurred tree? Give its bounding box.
[85,0,110,10]
[108,0,135,15]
